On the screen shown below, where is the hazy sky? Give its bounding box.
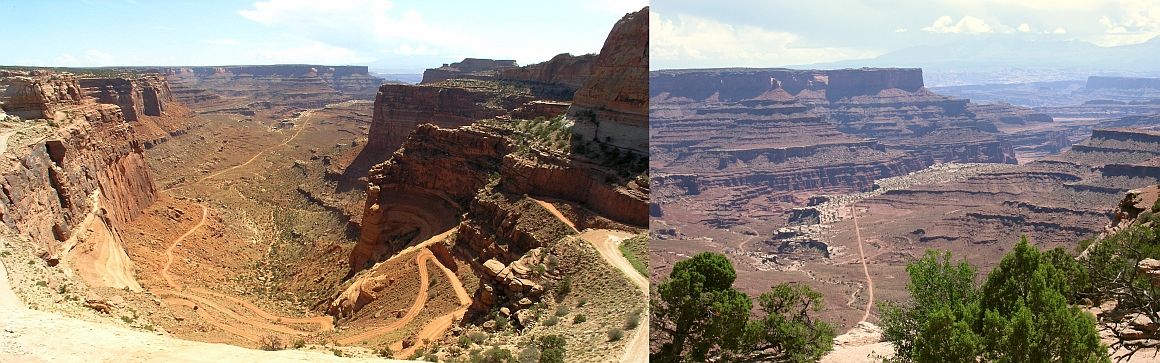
[651,0,1160,70]
[1,0,646,73]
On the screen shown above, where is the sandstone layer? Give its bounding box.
[0,71,157,287]
[569,7,649,153]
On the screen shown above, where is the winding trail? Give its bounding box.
[153,202,335,343]
[336,249,443,345]
[736,225,760,252]
[534,198,648,363]
[163,108,316,192]
[160,203,208,288]
[852,203,875,323]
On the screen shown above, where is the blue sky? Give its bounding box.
[651,0,1160,70]
[1,0,646,73]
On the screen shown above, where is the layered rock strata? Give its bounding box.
[569,7,649,153]
[0,72,157,262]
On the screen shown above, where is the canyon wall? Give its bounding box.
[0,72,85,119]
[570,7,649,154]
[650,66,1030,227]
[1087,76,1160,90]
[161,65,384,109]
[421,58,518,84]
[498,53,596,89]
[352,124,646,271]
[0,72,157,264]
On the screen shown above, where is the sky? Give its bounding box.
[0,0,646,73]
[651,0,1160,70]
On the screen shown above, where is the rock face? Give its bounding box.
[0,72,85,119]
[421,58,518,84]
[345,8,648,331]
[78,76,167,121]
[0,72,157,261]
[569,7,649,153]
[363,84,519,156]
[499,53,596,89]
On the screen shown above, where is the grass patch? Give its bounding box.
[619,234,649,277]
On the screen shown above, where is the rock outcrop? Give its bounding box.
[569,7,649,153]
[0,72,157,263]
[421,58,518,84]
[0,71,85,119]
[499,53,596,89]
[78,75,181,121]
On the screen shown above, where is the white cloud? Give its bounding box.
[205,38,241,46]
[1087,1,1160,46]
[1018,23,1031,32]
[581,0,647,15]
[649,11,879,69]
[245,39,373,64]
[1052,27,1068,34]
[238,0,482,63]
[922,15,994,34]
[895,28,909,33]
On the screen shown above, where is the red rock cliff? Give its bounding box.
[0,72,157,261]
[569,6,649,153]
[499,53,596,89]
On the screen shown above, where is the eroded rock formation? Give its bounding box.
[569,7,649,153]
[499,53,596,89]
[0,71,157,265]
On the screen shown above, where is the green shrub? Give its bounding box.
[607,328,624,341]
[555,276,572,297]
[572,314,586,324]
[625,308,642,329]
[543,316,559,326]
[517,346,540,363]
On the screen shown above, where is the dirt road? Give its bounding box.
[163,108,317,191]
[154,202,335,342]
[336,248,441,345]
[534,198,648,363]
[852,203,875,322]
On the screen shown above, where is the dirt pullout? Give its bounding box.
[0,260,22,308]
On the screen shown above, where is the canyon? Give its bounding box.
[649,66,1160,346]
[0,6,648,363]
